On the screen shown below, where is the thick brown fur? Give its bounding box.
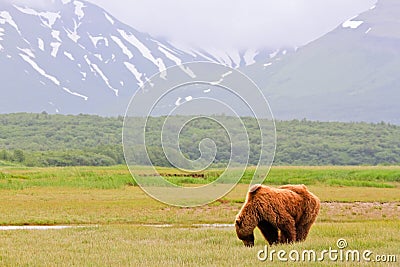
[235,184,320,247]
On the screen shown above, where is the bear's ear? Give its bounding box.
[249,184,262,193]
[235,219,242,227]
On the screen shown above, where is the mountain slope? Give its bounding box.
[0,0,282,115]
[246,0,400,124]
[0,0,216,114]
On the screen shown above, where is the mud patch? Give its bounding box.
[0,225,98,231]
[141,224,173,228]
[192,223,234,228]
[320,202,400,221]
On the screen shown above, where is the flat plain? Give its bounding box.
[0,166,399,266]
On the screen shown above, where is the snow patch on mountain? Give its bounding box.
[342,20,363,29]
[118,29,167,74]
[83,54,118,96]
[62,87,88,101]
[83,55,96,74]
[174,95,193,106]
[342,16,364,29]
[158,46,180,64]
[0,29,3,50]
[0,11,20,34]
[231,49,242,67]
[263,62,272,68]
[222,70,232,78]
[104,12,114,25]
[124,61,144,88]
[19,53,60,85]
[110,35,133,59]
[167,41,198,58]
[190,49,215,62]
[64,51,74,60]
[14,5,60,28]
[93,65,118,96]
[18,47,35,58]
[88,35,109,48]
[50,42,61,57]
[52,30,61,41]
[73,1,85,20]
[203,48,234,67]
[65,21,80,43]
[38,38,44,51]
[269,49,279,58]
[243,49,258,66]
[94,53,103,61]
[157,46,197,78]
[38,11,60,28]
[80,71,87,79]
[175,97,182,106]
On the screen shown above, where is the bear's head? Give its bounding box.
[235,184,263,247]
[235,218,255,247]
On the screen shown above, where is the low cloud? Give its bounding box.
[1,0,57,9]
[88,0,377,49]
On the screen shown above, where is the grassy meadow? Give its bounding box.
[0,165,399,266]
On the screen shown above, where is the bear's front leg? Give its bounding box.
[277,217,296,243]
[257,220,279,245]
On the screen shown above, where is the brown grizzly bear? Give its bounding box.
[235,184,320,247]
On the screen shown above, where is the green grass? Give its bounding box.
[0,165,135,190]
[1,165,399,189]
[0,165,399,266]
[265,166,400,186]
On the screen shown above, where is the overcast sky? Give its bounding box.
[9,0,377,49]
[85,0,377,49]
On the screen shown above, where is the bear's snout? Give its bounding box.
[243,240,254,247]
[238,234,254,247]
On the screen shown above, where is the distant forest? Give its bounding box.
[0,113,399,167]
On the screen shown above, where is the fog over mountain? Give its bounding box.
[87,0,377,49]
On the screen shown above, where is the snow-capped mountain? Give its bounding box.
[244,0,400,124]
[0,0,281,115]
[1,0,398,123]
[0,0,198,114]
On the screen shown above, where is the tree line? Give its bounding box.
[0,113,399,166]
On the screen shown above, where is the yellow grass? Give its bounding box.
[0,166,399,266]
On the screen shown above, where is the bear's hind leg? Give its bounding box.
[295,205,319,241]
[295,221,313,242]
[257,220,279,245]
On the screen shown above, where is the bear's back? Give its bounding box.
[247,184,300,201]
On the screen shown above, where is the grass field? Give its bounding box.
[0,165,399,266]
